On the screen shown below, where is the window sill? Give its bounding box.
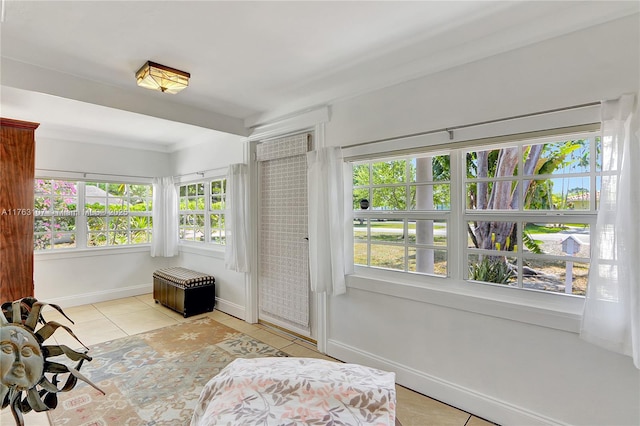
[34,245,151,260]
[346,267,583,333]
[179,242,225,259]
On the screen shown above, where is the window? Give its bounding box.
[352,132,601,297]
[178,178,226,245]
[84,182,153,247]
[34,179,78,250]
[353,154,450,276]
[33,180,153,251]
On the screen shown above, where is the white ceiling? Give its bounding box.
[1,1,638,152]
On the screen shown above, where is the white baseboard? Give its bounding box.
[38,283,153,308]
[215,297,245,320]
[327,340,568,426]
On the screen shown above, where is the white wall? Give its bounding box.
[35,249,171,307]
[327,14,639,147]
[172,134,247,319]
[324,15,640,426]
[36,138,171,178]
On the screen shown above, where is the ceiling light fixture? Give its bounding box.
[135,61,190,94]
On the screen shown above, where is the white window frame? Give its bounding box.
[345,122,602,332]
[34,179,153,251]
[83,181,153,248]
[352,152,451,277]
[462,134,599,295]
[34,179,79,251]
[177,178,226,246]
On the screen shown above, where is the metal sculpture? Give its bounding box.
[1,298,103,425]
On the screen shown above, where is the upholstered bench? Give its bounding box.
[153,267,215,317]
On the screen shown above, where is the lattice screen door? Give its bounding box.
[256,133,312,335]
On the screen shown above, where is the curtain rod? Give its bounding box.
[173,166,227,179]
[36,168,152,180]
[343,101,601,149]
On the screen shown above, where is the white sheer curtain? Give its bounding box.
[307,147,351,296]
[224,164,249,272]
[580,93,639,368]
[150,176,178,257]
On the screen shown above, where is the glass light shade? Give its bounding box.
[135,61,190,94]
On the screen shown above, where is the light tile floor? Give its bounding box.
[2,294,496,426]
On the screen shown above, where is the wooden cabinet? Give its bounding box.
[1,118,38,302]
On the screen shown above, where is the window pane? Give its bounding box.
[524,178,592,211]
[210,196,223,210]
[34,217,51,233]
[353,188,370,210]
[88,233,107,246]
[54,233,75,249]
[408,247,447,276]
[131,230,148,244]
[523,140,591,176]
[354,242,368,266]
[410,155,450,182]
[372,160,406,184]
[353,164,370,186]
[108,183,126,196]
[407,220,447,246]
[370,220,404,243]
[523,223,590,257]
[109,216,127,230]
[210,214,223,229]
[55,216,76,232]
[466,180,519,210]
[467,254,517,286]
[196,197,206,210]
[34,234,51,250]
[35,196,49,211]
[35,179,51,193]
[466,147,517,179]
[467,221,518,252]
[353,218,369,241]
[211,180,223,194]
[130,216,150,229]
[53,195,77,212]
[85,182,107,210]
[87,216,107,232]
[370,244,405,271]
[108,197,128,212]
[110,231,128,245]
[408,184,450,210]
[522,259,589,296]
[372,187,406,210]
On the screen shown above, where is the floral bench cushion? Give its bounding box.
[191,357,397,425]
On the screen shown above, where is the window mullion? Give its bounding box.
[204,180,211,243]
[450,149,463,280]
[77,182,87,249]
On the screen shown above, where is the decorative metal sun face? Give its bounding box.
[0,298,103,426]
[1,325,44,391]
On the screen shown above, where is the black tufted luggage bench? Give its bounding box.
[153,267,215,317]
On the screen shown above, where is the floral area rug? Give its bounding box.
[47,317,288,425]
